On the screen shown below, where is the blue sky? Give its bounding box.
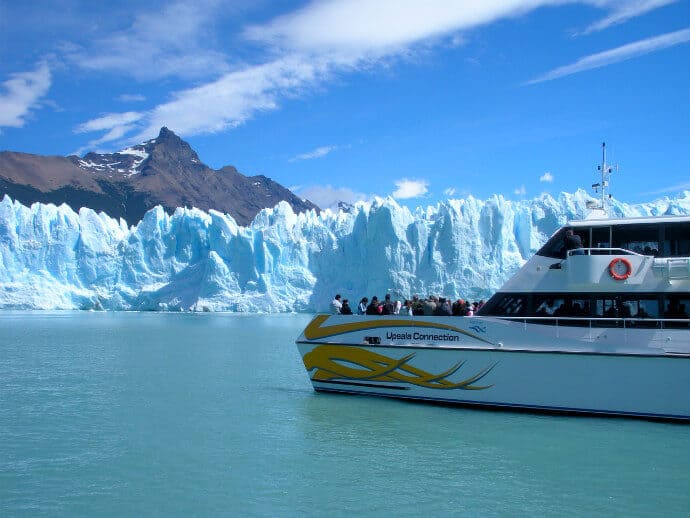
[1,0,689,210]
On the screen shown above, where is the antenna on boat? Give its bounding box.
[589,142,618,215]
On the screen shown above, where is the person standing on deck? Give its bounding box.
[330,294,342,314]
[564,229,583,251]
[340,299,353,315]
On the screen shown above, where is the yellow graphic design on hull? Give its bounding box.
[303,345,496,390]
[303,314,493,344]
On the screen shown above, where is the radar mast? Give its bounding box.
[588,142,617,217]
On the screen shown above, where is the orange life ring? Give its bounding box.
[609,257,632,280]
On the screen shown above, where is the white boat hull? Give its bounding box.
[296,315,690,420]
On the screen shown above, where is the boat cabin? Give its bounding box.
[537,217,690,260]
[478,216,690,327]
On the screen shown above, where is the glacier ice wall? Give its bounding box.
[1,191,690,312]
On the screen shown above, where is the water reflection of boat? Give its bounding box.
[295,145,690,420]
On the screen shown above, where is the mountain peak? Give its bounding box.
[158,126,174,137]
[142,127,202,171]
[1,127,319,226]
[149,127,193,153]
[155,126,182,145]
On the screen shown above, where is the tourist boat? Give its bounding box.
[295,144,690,420]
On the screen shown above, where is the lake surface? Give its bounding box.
[1,312,688,516]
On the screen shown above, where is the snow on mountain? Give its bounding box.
[77,141,151,177]
[2,190,690,312]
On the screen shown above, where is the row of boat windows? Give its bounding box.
[537,222,690,259]
[478,292,690,326]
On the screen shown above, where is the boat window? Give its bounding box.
[622,296,660,328]
[534,295,560,316]
[537,221,690,259]
[594,296,617,319]
[479,293,527,316]
[592,296,633,329]
[534,294,590,317]
[612,224,660,255]
[590,226,610,250]
[531,294,590,326]
[664,295,690,317]
[564,296,590,317]
[663,295,690,328]
[594,295,645,318]
[536,229,567,259]
[662,222,690,257]
[624,297,660,319]
[633,297,659,318]
[592,294,661,327]
[483,293,673,328]
[536,228,587,259]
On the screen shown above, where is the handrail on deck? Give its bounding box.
[566,247,641,258]
[497,315,690,330]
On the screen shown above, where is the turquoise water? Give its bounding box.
[1,312,688,517]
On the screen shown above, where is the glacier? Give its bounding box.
[2,191,690,312]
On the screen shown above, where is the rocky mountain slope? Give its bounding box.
[0,127,318,225]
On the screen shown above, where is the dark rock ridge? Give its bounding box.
[0,127,318,226]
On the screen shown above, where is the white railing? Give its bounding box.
[567,248,690,279]
[654,257,690,279]
[495,315,690,342]
[566,247,640,258]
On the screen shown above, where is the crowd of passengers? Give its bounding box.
[329,293,485,316]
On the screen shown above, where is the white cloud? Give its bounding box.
[75,54,333,147]
[245,0,566,61]
[289,145,338,162]
[75,111,144,133]
[392,179,428,199]
[252,0,675,56]
[581,0,677,35]
[130,55,328,143]
[77,55,322,144]
[526,27,690,85]
[66,1,229,81]
[540,171,554,182]
[643,182,690,196]
[0,62,51,128]
[295,184,368,210]
[444,187,457,196]
[77,1,570,146]
[515,185,526,196]
[73,111,145,154]
[74,0,677,148]
[117,94,146,102]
